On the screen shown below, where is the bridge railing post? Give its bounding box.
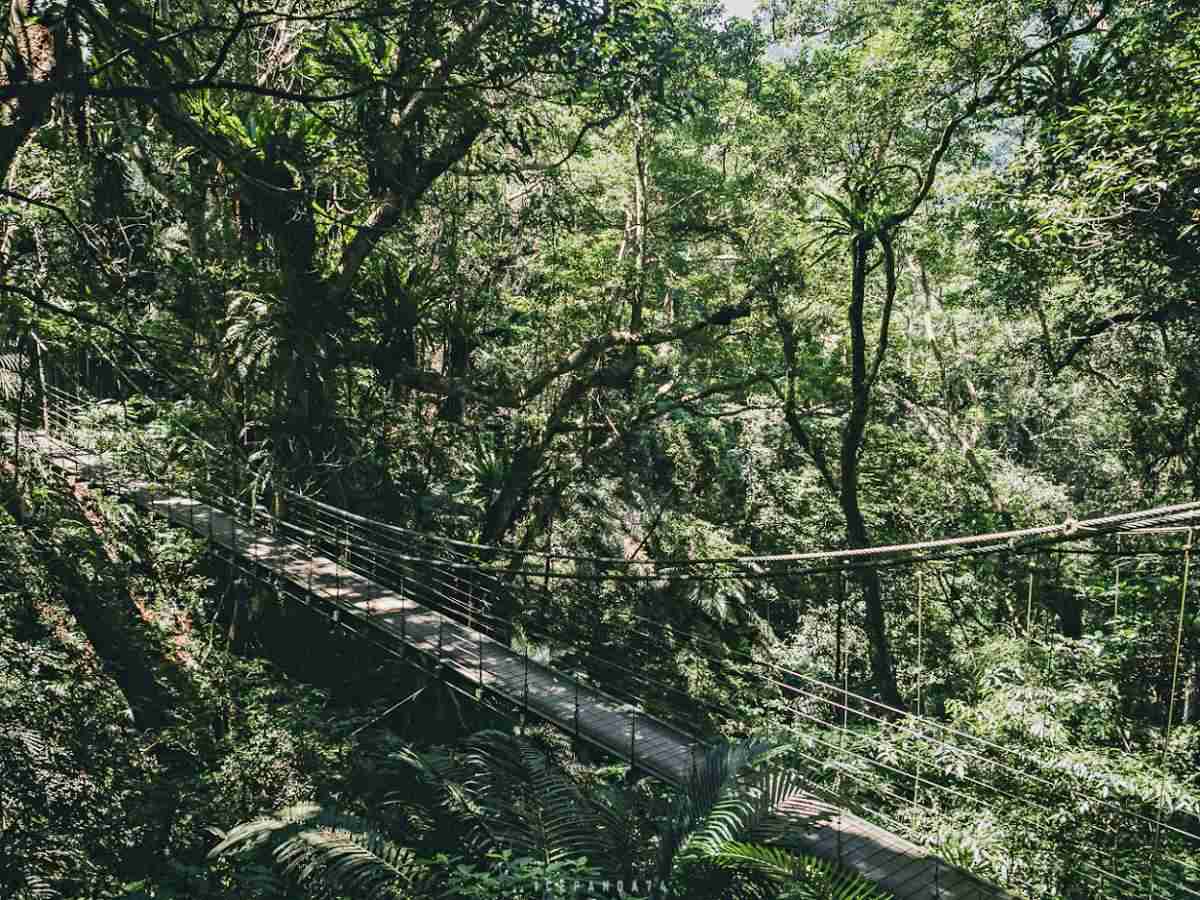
[306,511,314,600]
[206,460,214,546]
[231,509,238,586]
[369,540,377,617]
[629,709,637,772]
[255,497,264,573]
[522,639,529,736]
[837,644,849,868]
[573,670,580,748]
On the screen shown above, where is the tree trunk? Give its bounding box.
[244,156,337,478]
[32,330,48,433]
[13,339,25,523]
[481,442,546,549]
[382,272,420,392]
[0,0,57,184]
[438,308,473,422]
[842,235,904,710]
[624,119,648,382]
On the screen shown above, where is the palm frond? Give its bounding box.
[659,737,783,876]
[684,793,756,858]
[710,841,802,878]
[746,772,836,844]
[661,737,849,894]
[690,738,780,817]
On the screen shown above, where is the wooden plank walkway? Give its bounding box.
[11,431,1010,900]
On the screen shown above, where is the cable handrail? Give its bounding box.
[29,382,1200,567]
[285,477,1200,567]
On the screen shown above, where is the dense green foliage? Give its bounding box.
[3,0,1200,897]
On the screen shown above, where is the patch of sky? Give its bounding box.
[722,0,760,18]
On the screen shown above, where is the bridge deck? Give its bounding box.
[17,432,1007,900]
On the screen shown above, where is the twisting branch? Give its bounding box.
[0,188,106,266]
[0,282,186,350]
[392,5,502,132]
[766,288,838,495]
[329,114,489,303]
[890,5,1111,230]
[866,230,897,389]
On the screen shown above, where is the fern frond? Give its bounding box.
[13,874,58,900]
[747,772,835,844]
[391,730,616,878]
[209,802,322,856]
[276,826,417,895]
[0,352,26,401]
[221,291,279,377]
[709,843,893,900]
[209,802,430,899]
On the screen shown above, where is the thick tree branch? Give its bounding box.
[773,378,839,496]
[767,292,838,495]
[1052,300,1196,374]
[329,115,488,303]
[0,283,186,350]
[520,301,752,404]
[351,301,755,413]
[393,5,501,132]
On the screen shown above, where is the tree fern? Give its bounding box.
[208,802,432,899]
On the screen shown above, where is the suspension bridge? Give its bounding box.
[4,384,1200,900]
